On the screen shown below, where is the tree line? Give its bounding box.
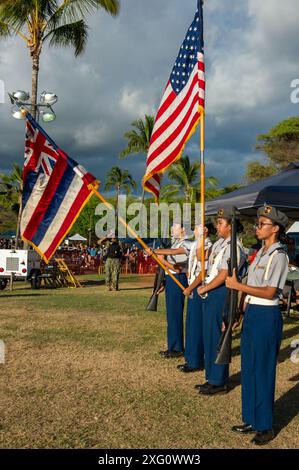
[0,2,298,238]
[1,114,299,238]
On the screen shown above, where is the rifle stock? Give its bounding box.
[146,266,165,311]
[215,208,239,365]
[145,236,169,312]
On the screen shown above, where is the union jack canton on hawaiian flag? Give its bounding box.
[21,113,98,263]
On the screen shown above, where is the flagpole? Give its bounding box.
[91,188,186,291]
[200,0,205,282]
[200,113,205,281]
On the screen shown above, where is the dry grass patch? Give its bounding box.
[0,275,298,449]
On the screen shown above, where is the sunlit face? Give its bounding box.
[255,216,278,241]
[193,225,208,240]
[216,218,231,238]
[194,225,202,240]
[171,224,184,238]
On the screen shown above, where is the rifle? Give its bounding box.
[215,207,240,364]
[146,236,170,312]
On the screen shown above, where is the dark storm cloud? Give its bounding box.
[0,0,298,189]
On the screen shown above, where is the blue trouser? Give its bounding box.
[165,273,188,352]
[241,304,282,431]
[202,284,229,386]
[184,289,204,369]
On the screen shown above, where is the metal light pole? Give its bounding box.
[9,90,58,123]
[8,90,58,248]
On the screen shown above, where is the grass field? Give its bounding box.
[0,274,298,449]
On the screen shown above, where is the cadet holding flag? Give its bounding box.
[196,209,246,395]
[180,222,214,373]
[151,223,191,358]
[226,205,289,445]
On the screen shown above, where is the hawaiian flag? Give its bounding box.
[21,113,98,262]
[143,0,205,201]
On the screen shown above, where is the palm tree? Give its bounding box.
[0,0,120,118]
[105,166,137,223]
[0,163,22,212]
[120,114,154,209]
[0,163,22,245]
[120,115,154,158]
[166,155,218,203]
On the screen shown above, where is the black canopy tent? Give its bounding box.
[205,162,299,219]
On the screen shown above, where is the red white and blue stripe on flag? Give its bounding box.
[21,113,98,263]
[143,0,205,201]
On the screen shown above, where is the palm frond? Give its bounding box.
[39,0,59,21]
[45,18,88,56]
[119,114,154,159]
[97,0,120,16]
[105,167,136,194]
[0,19,10,37]
[0,0,34,31]
[47,0,119,30]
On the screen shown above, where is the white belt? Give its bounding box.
[205,275,214,284]
[245,295,279,306]
[166,270,187,275]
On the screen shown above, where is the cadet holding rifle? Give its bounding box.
[149,223,191,359]
[226,205,289,446]
[180,222,214,373]
[196,209,246,396]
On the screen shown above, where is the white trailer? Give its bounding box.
[0,249,42,290]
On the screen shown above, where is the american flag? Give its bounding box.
[143,0,205,201]
[21,114,98,263]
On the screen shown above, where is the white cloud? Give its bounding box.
[201,0,299,158]
[0,0,298,188]
[74,120,111,148]
[119,87,155,118]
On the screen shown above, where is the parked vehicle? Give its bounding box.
[0,249,41,289]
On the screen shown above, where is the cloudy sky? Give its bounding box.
[0,0,298,194]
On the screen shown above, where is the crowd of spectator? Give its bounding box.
[0,238,20,250]
[55,242,158,274]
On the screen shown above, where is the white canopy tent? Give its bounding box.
[68,233,87,242]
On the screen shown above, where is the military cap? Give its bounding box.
[257,205,289,228]
[216,208,233,219]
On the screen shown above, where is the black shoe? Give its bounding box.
[231,424,255,434]
[180,365,200,373]
[159,350,170,357]
[167,350,184,358]
[159,350,183,358]
[195,381,209,390]
[251,430,275,446]
[199,384,228,395]
[177,363,187,370]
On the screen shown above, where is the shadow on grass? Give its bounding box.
[118,286,153,291]
[80,279,105,287]
[228,371,241,391]
[289,373,299,382]
[274,379,299,436]
[278,345,293,364]
[0,293,45,298]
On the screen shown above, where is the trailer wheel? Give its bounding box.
[30,270,42,289]
[0,279,8,290]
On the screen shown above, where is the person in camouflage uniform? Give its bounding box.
[100,236,122,291]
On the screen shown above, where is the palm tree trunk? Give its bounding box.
[185,187,190,203]
[31,53,40,120]
[140,187,145,205]
[116,185,120,235]
[139,187,145,237]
